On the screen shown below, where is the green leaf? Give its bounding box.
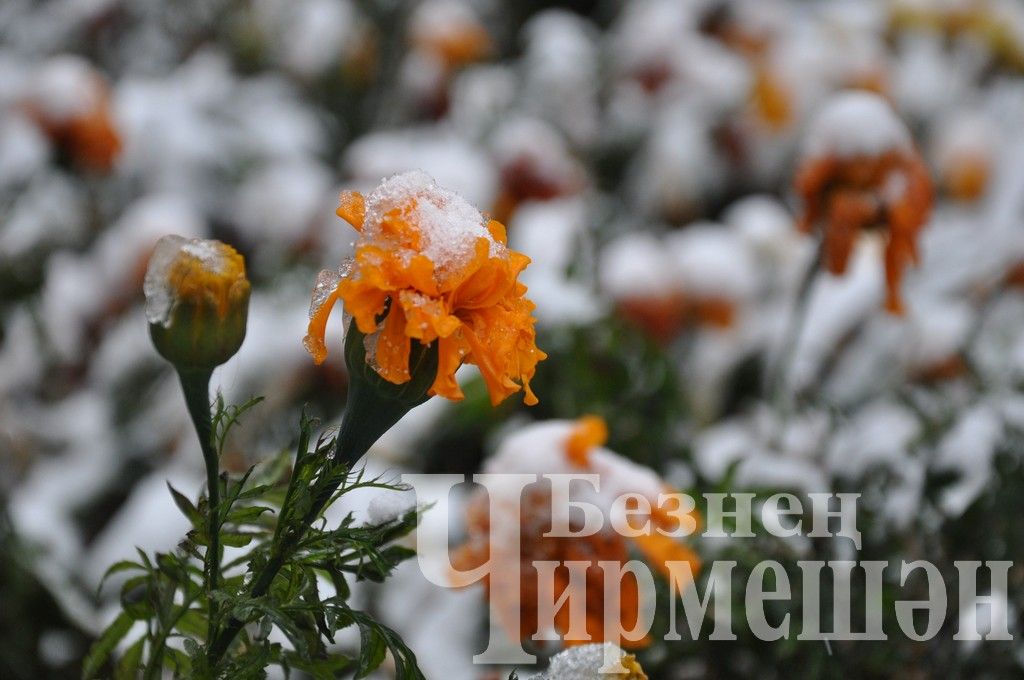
[82,612,134,679]
[355,624,387,678]
[114,638,144,680]
[221,531,259,547]
[97,560,145,595]
[285,653,351,677]
[120,575,153,620]
[225,505,275,526]
[167,483,202,528]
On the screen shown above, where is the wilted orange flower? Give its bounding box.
[795,92,933,314]
[452,417,700,648]
[26,56,121,173]
[305,171,545,406]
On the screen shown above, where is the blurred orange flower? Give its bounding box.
[452,417,701,648]
[795,93,933,314]
[26,57,121,173]
[305,171,545,406]
[410,0,492,69]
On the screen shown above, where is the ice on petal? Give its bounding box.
[143,235,234,327]
[308,264,348,320]
[360,170,502,276]
[143,234,188,327]
[538,643,641,679]
[366,488,416,524]
[180,238,231,273]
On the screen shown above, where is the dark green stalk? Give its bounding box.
[204,400,376,664]
[177,368,221,653]
[768,238,824,414]
[206,322,436,666]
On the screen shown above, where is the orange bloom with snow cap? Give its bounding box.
[795,92,933,314]
[26,56,121,173]
[305,171,545,406]
[452,416,701,648]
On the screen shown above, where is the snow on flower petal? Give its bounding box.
[795,91,933,314]
[305,170,545,406]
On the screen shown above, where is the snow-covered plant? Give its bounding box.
[83,175,545,678]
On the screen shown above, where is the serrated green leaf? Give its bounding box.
[355,624,387,678]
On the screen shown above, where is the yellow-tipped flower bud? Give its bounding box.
[144,235,250,370]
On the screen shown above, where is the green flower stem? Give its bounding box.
[177,368,221,650]
[768,238,823,415]
[205,399,385,663]
[206,322,437,666]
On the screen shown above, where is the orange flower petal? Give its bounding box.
[399,289,461,342]
[304,282,342,365]
[374,305,412,383]
[336,191,366,231]
[565,415,608,466]
[429,335,466,400]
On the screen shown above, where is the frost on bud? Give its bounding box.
[536,643,648,679]
[144,235,250,370]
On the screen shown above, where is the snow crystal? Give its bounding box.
[307,265,347,320]
[599,232,678,300]
[537,642,638,679]
[31,55,103,120]
[360,170,502,272]
[278,0,360,77]
[448,65,518,135]
[932,111,996,170]
[233,159,333,242]
[665,223,758,301]
[344,129,497,209]
[828,401,921,479]
[490,116,581,189]
[410,0,481,41]
[521,10,600,145]
[143,235,231,327]
[934,404,1003,516]
[0,113,49,187]
[366,489,416,524]
[483,420,664,515]
[802,92,913,159]
[630,108,722,217]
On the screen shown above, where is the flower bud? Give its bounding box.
[144,235,250,370]
[538,643,647,679]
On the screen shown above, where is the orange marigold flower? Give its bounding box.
[795,92,933,314]
[305,171,545,406]
[409,0,492,69]
[452,417,701,648]
[26,56,121,173]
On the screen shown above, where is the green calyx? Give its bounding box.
[150,285,250,371]
[334,318,439,467]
